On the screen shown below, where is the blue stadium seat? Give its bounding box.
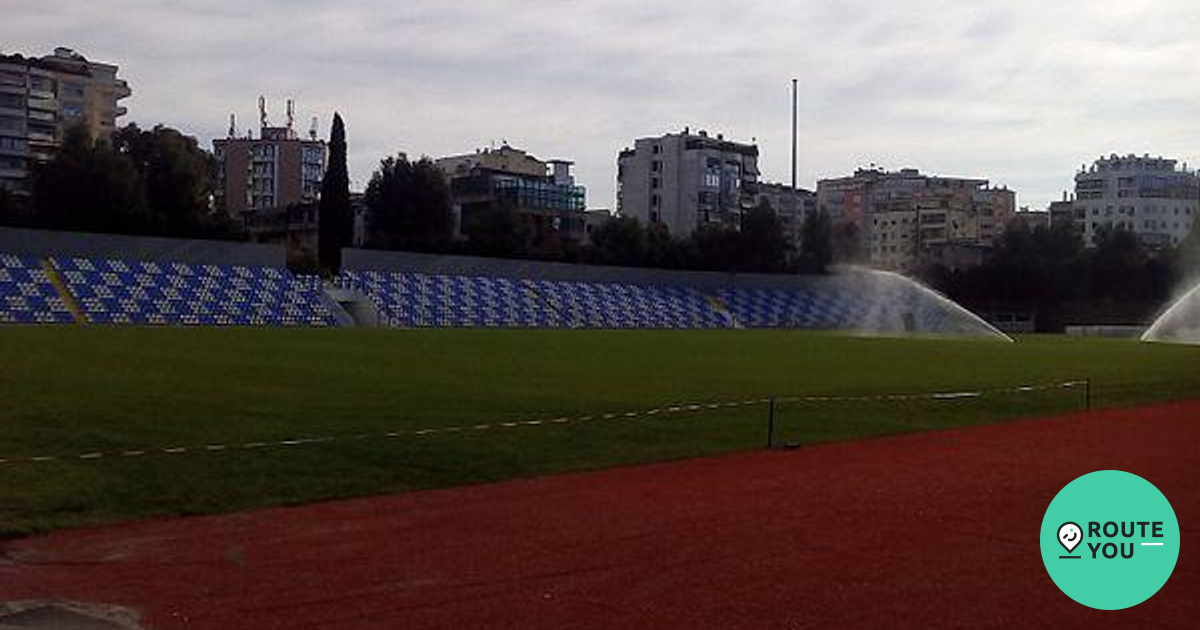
[0,254,74,324]
[50,256,339,327]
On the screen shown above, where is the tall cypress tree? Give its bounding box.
[318,112,352,271]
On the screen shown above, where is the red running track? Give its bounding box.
[2,402,1198,628]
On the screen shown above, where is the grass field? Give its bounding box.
[2,327,1199,537]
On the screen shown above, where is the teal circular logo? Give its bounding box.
[1041,471,1180,610]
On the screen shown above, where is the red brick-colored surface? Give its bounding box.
[2,402,1197,628]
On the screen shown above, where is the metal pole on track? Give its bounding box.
[767,397,777,449]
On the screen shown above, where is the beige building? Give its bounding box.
[436,145,548,179]
[819,167,1015,272]
[0,47,131,194]
[433,144,589,250]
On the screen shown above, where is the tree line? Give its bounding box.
[923,221,1200,330]
[0,124,240,239]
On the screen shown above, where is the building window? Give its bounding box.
[651,194,660,208]
[651,177,660,190]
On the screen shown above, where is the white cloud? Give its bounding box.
[5,0,1200,210]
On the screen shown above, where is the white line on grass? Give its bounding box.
[0,380,1087,467]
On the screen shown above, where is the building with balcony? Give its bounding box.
[617,129,760,236]
[0,47,131,195]
[1072,154,1198,249]
[435,145,588,250]
[818,167,1015,272]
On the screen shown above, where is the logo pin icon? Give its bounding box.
[1058,522,1082,555]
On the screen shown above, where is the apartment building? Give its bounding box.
[0,47,131,194]
[213,101,326,219]
[818,167,1015,272]
[1072,154,1198,248]
[617,129,760,235]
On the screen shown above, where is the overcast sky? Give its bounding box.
[6,0,1200,211]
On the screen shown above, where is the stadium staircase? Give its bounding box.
[41,260,87,324]
[705,295,742,329]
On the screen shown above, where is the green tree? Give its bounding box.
[462,198,529,258]
[586,216,646,266]
[318,113,352,270]
[364,155,453,250]
[797,210,833,273]
[739,198,790,272]
[32,126,152,234]
[113,123,229,238]
[1176,220,1200,283]
[0,187,32,227]
[690,224,741,271]
[644,222,687,269]
[831,220,862,265]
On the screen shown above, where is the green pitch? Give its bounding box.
[1,327,1198,537]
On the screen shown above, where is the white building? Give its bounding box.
[1073,154,1199,248]
[617,129,760,235]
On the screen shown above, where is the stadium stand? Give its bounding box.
[51,257,339,326]
[0,254,75,324]
[339,270,562,328]
[527,280,724,329]
[0,229,1001,336]
[337,250,1004,336]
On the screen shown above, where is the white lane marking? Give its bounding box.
[0,380,1088,467]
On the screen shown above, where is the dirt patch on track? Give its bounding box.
[2,402,1198,628]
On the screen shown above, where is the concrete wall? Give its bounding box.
[342,248,885,292]
[0,227,285,267]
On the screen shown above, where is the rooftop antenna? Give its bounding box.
[286,99,295,130]
[309,116,318,141]
[228,113,236,138]
[258,95,268,130]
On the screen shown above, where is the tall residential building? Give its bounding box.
[617,129,760,235]
[435,144,588,249]
[817,167,1016,272]
[213,100,326,220]
[0,47,131,194]
[1073,154,1198,248]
